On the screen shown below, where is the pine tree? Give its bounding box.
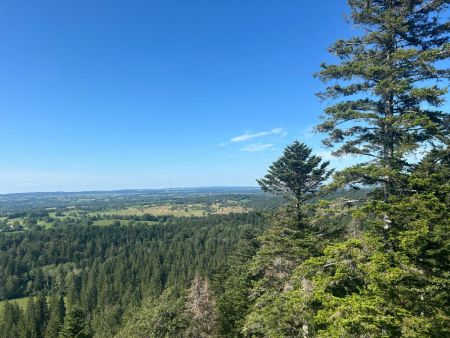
[45,294,65,338]
[257,141,333,223]
[60,307,91,338]
[242,207,334,337]
[316,0,449,199]
[24,296,38,338]
[65,272,82,307]
[253,146,450,337]
[116,288,187,338]
[218,229,260,337]
[92,305,122,338]
[0,278,4,300]
[33,269,46,293]
[34,293,49,338]
[0,301,23,338]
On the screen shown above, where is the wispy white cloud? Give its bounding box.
[230,128,286,142]
[298,125,314,140]
[241,143,274,152]
[316,150,335,161]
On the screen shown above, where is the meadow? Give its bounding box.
[1,203,252,231]
[89,201,250,217]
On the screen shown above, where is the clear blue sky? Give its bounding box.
[0,0,359,193]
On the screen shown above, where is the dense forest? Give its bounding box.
[1,0,449,337]
[0,213,268,337]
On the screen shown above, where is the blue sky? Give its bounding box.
[0,1,377,192]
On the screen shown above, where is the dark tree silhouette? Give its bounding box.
[257,141,333,222]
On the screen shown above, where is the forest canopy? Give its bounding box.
[1,0,449,337]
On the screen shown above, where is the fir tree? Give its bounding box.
[0,301,23,338]
[45,294,65,338]
[116,288,187,338]
[34,293,49,338]
[60,307,91,338]
[24,296,38,338]
[316,0,449,199]
[218,229,260,337]
[257,141,333,223]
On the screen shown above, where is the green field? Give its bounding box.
[1,199,254,232]
[90,202,250,217]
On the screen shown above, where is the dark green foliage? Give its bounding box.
[45,294,65,338]
[217,229,260,337]
[273,179,449,336]
[117,288,187,338]
[24,296,38,338]
[0,301,23,338]
[34,294,49,338]
[0,2,449,337]
[222,148,449,337]
[66,273,82,308]
[257,141,333,220]
[240,203,351,336]
[60,307,91,338]
[316,0,449,197]
[92,305,122,338]
[217,2,450,334]
[0,213,266,337]
[118,274,220,338]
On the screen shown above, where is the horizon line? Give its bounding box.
[0,185,262,196]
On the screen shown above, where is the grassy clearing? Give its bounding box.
[89,203,250,217]
[49,211,72,219]
[1,202,251,230]
[92,220,156,226]
[92,219,131,226]
[37,220,53,229]
[6,218,23,225]
[0,296,63,319]
[93,219,116,226]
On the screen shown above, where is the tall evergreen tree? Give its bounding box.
[60,307,91,338]
[218,229,260,337]
[65,272,82,307]
[257,141,332,222]
[0,278,4,300]
[0,301,23,338]
[45,294,65,338]
[34,293,49,338]
[315,0,449,199]
[24,296,38,338]
[116,288,187,338]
